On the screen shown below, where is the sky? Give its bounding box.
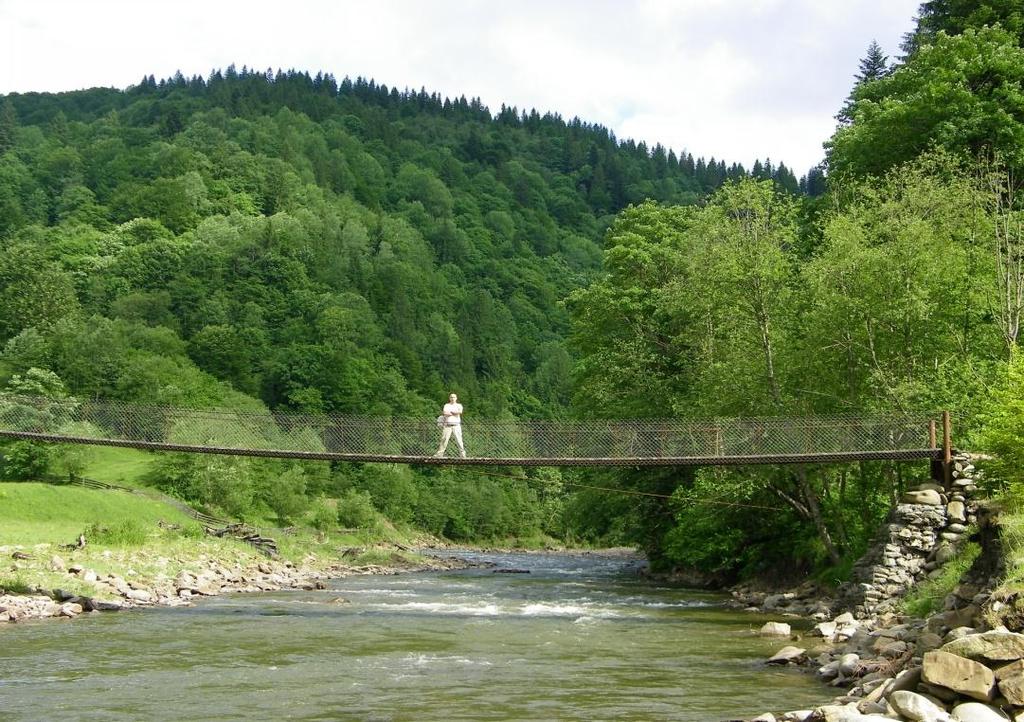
[0,0,922,173]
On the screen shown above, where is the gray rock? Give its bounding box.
[49,555,66,571]
[761,618,790,634]
[888,690,953,721]
[778,712,813,722]
[813,621,839,639]
[767,646,806,664]
[839,653,861,676]
[903,489,943,505]
[921,650,995,702]
[125,589,153,603]
[942,631,1024,662]
[949,702,1009,722]
[995,659,1024,705]
[750,714,776,722]
[946,501,966,523]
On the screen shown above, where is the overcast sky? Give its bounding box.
[1,0,921,173]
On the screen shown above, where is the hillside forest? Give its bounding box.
[3,0,1024,582]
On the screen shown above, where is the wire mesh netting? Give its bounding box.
[0,394,942,466]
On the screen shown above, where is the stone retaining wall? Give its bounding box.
[836,453,981,618]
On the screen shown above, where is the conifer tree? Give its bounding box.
[0,99,16,155]
[837,40,890,124]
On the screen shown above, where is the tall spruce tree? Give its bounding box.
[837,40,890,124]
[0,99,16,155]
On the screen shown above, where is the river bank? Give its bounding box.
[0,538,471,624]
[734,456,1024,721]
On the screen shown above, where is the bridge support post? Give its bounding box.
[942,410,952,492]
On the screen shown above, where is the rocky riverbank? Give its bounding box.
[0,541,469,624]
[739,454,1024,721]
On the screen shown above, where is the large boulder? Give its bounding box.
[902,489,943,506]
[995,659,1024,705]
[941,631,1024,663]
[921,650,995,702]
[888,690,953,721]
[949,702,1010,722]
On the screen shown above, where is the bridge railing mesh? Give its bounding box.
[0,394,940,463]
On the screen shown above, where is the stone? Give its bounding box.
[125,589,153,603]
[903,489,943,505]
[922,650,995,702]
[996,659,1024,705]
[58,602,83,617]
[937,544,958,565]
[946,501,966,523]
[839,653,861,677]
[778,712,813,722]
[816,705,893,721]
[950,702,1010,722]
[750,714,776,722]
[818,660,841,680]
[767,646,806,664]
[879,641,908,658]
[918,632,944,651]
[888,690,953,721]
[82,569,98,583]
[49,555,66,571]
[942,631,1024,663]
[760,621,792,636]
[834,612,856,625]
[813,621,839,638]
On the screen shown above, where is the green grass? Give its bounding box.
[0,482,194,546]
[79,446,156,487]
[901,540,981,618]
[0,572,33,594]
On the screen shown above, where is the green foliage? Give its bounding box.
[901,541,981,618]
[0,573,33,595]
[829,27,1024,177]
[0,481,194,546]
[336,488,381,531]
[308,497,337,532]
[0,441,51,480]
[978,350,1024,485]
[85,518,149,547]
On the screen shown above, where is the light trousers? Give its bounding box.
[437,424,466,457]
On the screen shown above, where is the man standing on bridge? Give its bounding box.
[435,393,466,458]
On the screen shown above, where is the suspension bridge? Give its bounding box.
[0,394,952,468]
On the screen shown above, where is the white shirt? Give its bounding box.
[443,402,463,425]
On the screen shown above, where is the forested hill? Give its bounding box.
[0,68,807,419]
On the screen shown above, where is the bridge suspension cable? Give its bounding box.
[0,394,943,467]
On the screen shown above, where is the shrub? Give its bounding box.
[1,441,51,480]
[0,573,33,595]
[86,519,149,546]
[309,498,337,532]
[336,489,381,531]
[901,541,981,618]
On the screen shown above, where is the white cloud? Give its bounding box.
[0,0,921,172]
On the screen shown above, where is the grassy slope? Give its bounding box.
[80,446,156,487]
[0,482,195,545]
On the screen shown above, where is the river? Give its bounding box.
[0,551,830,720]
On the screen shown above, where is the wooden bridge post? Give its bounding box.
[942,410,952,491]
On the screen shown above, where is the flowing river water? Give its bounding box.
[0,551,831,720]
